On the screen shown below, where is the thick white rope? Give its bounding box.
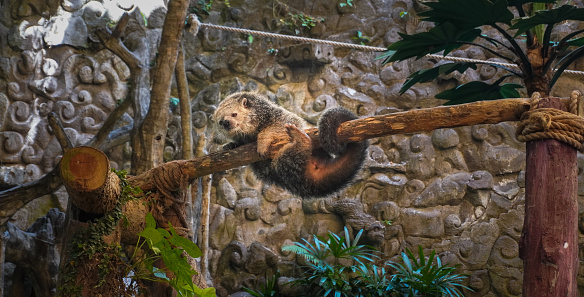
[189,17,584,77]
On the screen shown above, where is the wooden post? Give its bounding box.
[520,96,578,297]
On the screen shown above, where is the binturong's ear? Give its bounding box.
[241,97,251,108]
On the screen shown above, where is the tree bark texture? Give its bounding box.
[60,147,121,214]
[176,45,193,160]
[129,97,540,191]
[132,0,189,175]
[520,97,578,297]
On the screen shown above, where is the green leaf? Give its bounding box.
[141,12,148,26]
[507,0,556,6]
[437,80,523,105]
[138,227,164,246]
[168,234,203,258]
[145,212,156,229]
[567,37,584,47]
[156,227,171,239]
[419,0,514,29]
[153,267,169,280]
[401,63,477,93]
[510,5,584,37]
[248,34,254,44]
[549,45,584,88]
[383,23,481,63]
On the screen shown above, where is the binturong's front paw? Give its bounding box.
[223,142,240,150]
[285,124,311,143]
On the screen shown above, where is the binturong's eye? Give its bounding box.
[231,113,237,117]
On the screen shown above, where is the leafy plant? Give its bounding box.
[353,31,371,45]
[282,227,377,297]
[283,227,469,297]
[138,213,216,297]
[339,0,354,7]
[243,270,280,297]
[379,0,584,105]
[353,264,393,297]
[386,246,470,297]
[280,13,325,35]
[190,0,213,16]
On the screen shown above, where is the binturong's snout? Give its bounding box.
[218,119,231,130]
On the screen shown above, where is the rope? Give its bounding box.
[149,162,190,236]
[199,22,385,52]
[188,17,584,77]
[517,90,584,151]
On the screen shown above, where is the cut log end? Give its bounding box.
[61,147,110,191]
[61,146,121,214]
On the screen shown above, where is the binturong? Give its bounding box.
[213,92,368,199]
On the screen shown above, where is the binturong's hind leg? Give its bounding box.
[270,124,312,193]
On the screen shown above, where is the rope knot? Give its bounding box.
[517,93,584,151]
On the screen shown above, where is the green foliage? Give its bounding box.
[280,13,325,35]
[284,228,470,297]
[436,77,524,105]
[243,270,280,297]
[400,63,478,94]
[282,227,377,297]
[190,0,213,16]
[418,0,513,29]
[381,23,481,63]
[352,31,371,45]
[339,0,354,7]
[138,213,215,297]
[386,246,471,297]
[510,5,584,36]
[170,97,180,106]
[58,169,143,296]
[380,0,584,104]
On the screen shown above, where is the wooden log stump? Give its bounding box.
[60,146,120,214]
[520,97,578,297]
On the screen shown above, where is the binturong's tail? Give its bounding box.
[293,107,368,198]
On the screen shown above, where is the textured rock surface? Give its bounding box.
[0,0,584,296]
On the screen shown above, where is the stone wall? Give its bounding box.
[1,0,584,296]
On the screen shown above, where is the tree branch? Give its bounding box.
[128,97,539,192]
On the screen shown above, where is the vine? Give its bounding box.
[57,169,143,297]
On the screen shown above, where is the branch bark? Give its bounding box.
[129,97,537,190]
[177,45,193,160]
[131,0,189,174]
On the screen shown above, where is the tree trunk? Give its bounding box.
[131,0,189,175]
[520,96,578,297]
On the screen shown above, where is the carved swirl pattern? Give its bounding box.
[1,44,128,176]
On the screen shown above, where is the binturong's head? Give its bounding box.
[213,92,264,139]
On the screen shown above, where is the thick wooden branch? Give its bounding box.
[129,98,537,191]
[337,98,533,142]
[131,0,189,174]
[176,45,193,160]
[86,97,133,149]
[61,147,121,214]
[48,112,72,152]
[94,13,141,70]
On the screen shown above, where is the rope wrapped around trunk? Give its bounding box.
[517,91,584,151]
